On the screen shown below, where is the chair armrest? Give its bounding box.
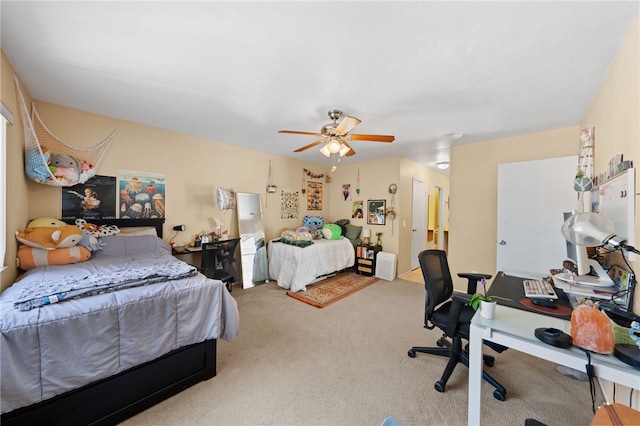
[452,291,472,304]
[445,292,472,337]
[458,272,492,294]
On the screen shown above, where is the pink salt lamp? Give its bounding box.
[571,305,615,354]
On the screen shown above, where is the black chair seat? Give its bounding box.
[431,300,474,336]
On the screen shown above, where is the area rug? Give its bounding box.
[286,273,378,308]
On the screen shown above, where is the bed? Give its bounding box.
[268,237,355,293]
[1,218,239,425]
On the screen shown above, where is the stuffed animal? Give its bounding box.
[49,154,81,185]
[321,224,343,240]
[16,222,83,250]
[77,230,107,252]
[16,245,91,270]
[303,215,324,240]
[74,219,120,238]
[25,145,52,183]
[25,218,67,228]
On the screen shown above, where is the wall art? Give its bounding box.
[281,190,299,219]
[62,175,117,220]
[307,181,323,210]
[367,199,386,225]
[118,170,166,218]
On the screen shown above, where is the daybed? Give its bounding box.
[268,237,355,293]
[1,218,239,426]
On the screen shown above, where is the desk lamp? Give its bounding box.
[561,212,640,368]
[561,212,639,255]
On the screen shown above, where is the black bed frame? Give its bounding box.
[2,218,219,425]
[2,340,217,426]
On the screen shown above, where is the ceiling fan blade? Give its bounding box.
[334,116,361,136]
[341,141,356,156]
[347,134,395,142]
[278,130,323,136]
[294,140,325,153]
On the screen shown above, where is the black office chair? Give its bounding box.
[200,238,240,292]
[407,249,507,401]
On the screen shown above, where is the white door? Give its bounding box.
[497,156,578,273]
[411,178,427,269]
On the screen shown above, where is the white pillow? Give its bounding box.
[118,227,158,236]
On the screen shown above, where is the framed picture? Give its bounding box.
[367,199,386,225]
[307,181,323,210]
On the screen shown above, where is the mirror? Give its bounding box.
[236,192,269,288]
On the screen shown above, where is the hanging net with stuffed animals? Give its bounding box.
[15,78,117,187]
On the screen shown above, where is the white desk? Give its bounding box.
[468,304,640,425]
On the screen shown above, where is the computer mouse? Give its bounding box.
[532,299,557,309]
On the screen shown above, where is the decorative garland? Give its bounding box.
[303,168,326,179]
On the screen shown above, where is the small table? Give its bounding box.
[468,272,640,425]
[172,246,202,269]
[172,246,202,255]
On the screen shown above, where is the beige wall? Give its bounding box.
[582,14,640,292]
[329,156,450,275]
[1,51,31,290]
[1,50,436,290]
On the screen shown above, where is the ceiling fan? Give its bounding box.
[278,109,395,158]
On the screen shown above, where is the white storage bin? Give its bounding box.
[375,252,397,281]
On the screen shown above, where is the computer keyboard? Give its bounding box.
[523,279,558,299]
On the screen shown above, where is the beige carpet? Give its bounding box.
[121,277,602,426]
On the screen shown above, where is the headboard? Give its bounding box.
[60,218,165,238]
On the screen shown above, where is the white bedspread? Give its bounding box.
[268,238,355,292]
[1,234,239,414]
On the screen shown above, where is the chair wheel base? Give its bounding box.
[407,350,416,358]
[434,381,445,393]
[493,389,506,401]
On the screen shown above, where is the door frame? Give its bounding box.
[411,178,427,270]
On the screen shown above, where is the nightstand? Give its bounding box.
[356,244,382,276]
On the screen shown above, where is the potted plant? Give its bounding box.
[574,167,593,192]
[470,279,509,319]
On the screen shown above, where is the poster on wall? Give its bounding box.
[307,181,322,210]
[341,183,351,201]
[62,175,117,220]
[118,170,166,218]
[352,200,364,219]
[281,190,299,219]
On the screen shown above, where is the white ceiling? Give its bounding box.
[2,1,638,174]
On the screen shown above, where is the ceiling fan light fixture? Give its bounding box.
[320,144,331,157]
[328,138,341,154]
[436,161,450,169]
[339,143,350,157]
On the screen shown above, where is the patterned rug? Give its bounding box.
[286,272,378,308]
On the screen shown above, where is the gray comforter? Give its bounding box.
[0,234,240,414]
